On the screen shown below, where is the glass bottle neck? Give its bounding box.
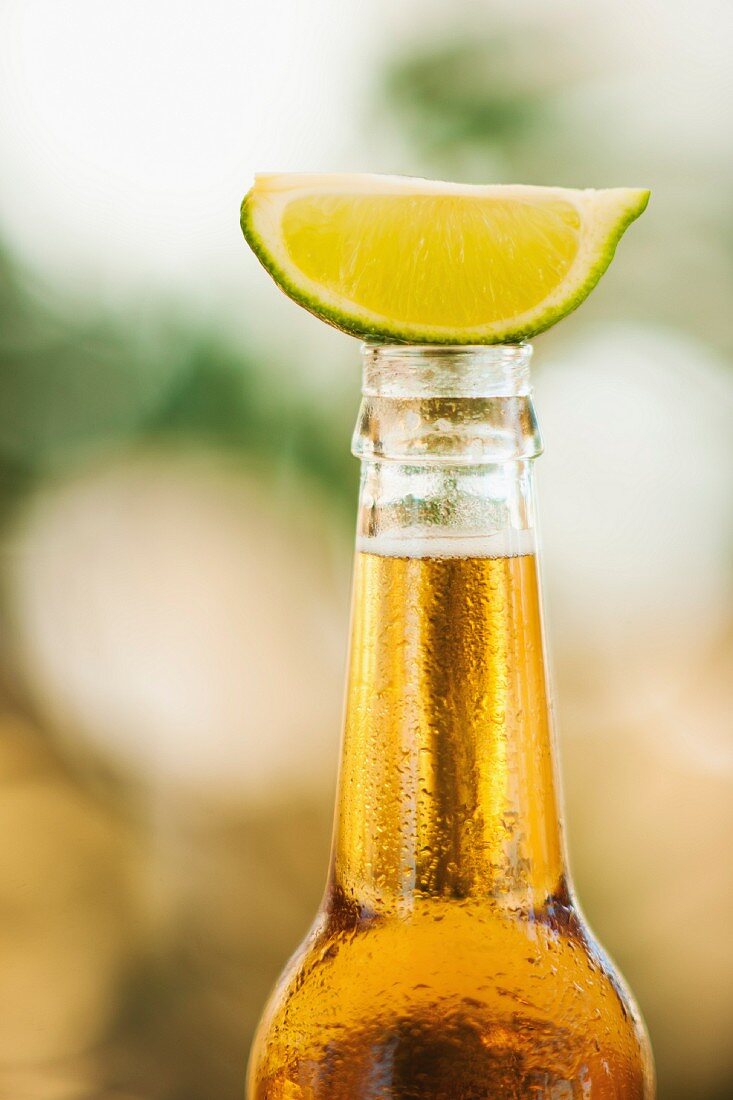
[330,345,567,918]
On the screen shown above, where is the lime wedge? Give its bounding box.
[240,173,649,344]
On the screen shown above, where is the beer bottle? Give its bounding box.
[248,343,655,1099]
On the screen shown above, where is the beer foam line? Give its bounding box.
[357,528,536,559]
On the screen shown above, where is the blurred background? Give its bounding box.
[0,1,731,1097]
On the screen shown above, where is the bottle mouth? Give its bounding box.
[360,342,533,398]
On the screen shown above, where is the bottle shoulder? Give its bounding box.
[250,897,654,1099]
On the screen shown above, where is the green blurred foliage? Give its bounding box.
[384,37,551,159]
[0,249,355,535]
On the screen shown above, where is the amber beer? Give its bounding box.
[247,344,654,1098]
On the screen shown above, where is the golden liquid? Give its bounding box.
[248,552,654,1099]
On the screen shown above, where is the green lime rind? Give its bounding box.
[240,188,649,345]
